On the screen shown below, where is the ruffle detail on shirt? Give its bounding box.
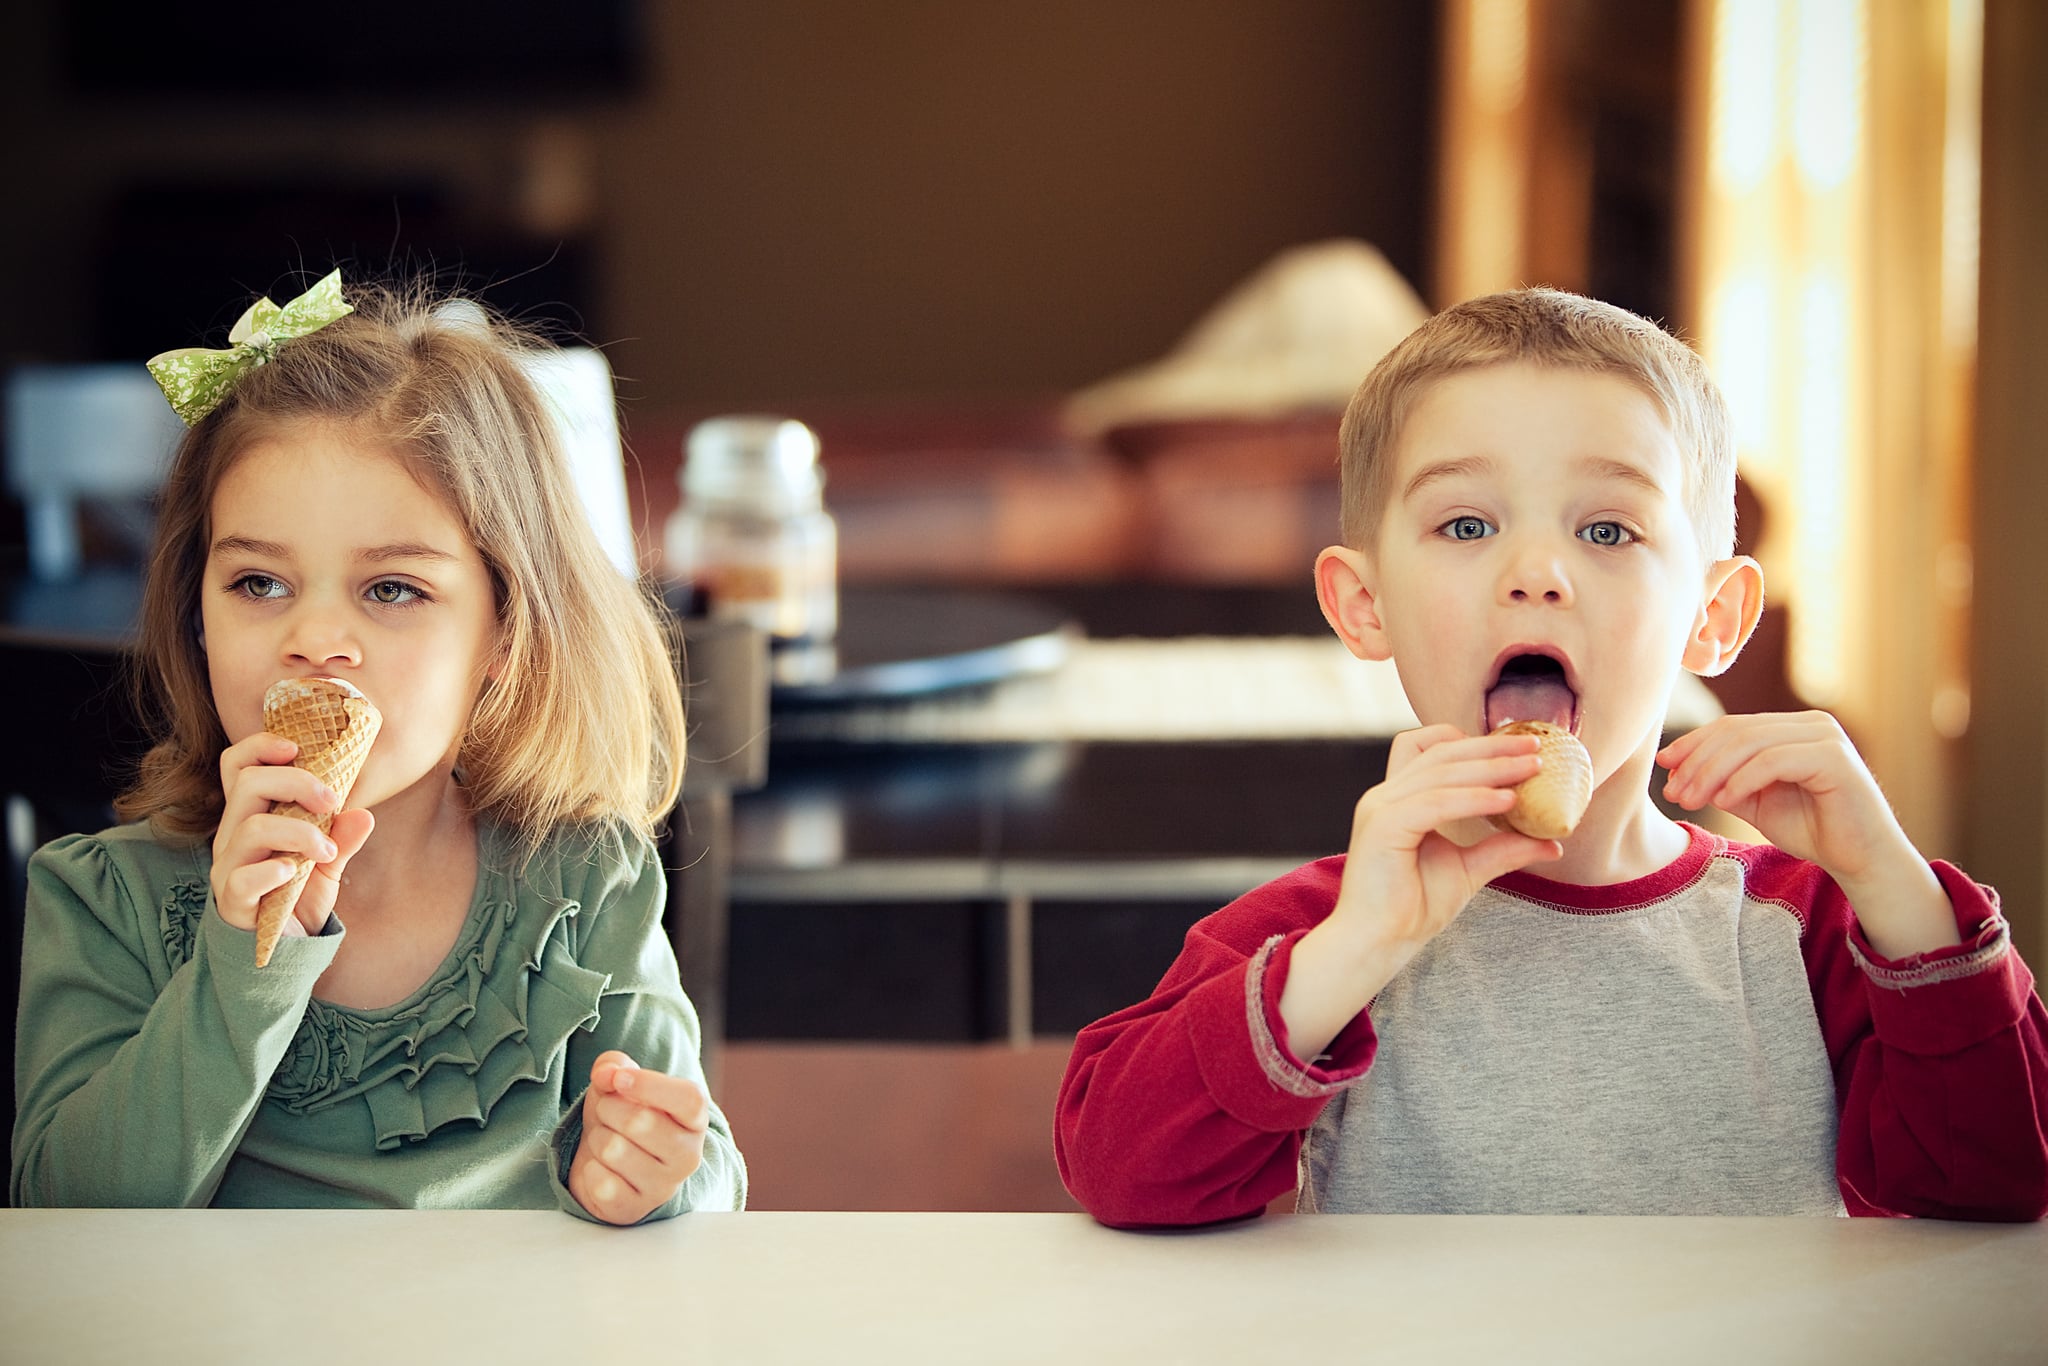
[159,878,209,971]
[265,891,610,1151]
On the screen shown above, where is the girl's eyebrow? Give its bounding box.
[208,536,458,564]
[209,534,291,560]
[355,542,459,565]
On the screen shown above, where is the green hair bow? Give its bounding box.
[146,270,354,425]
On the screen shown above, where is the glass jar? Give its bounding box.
[664,416,838,659]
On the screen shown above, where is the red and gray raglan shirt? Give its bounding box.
[1056,823,2048,1225]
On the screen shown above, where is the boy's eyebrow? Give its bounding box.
[1400,456,1494,501]
[1573,456,1669,496]
[1400,455,1671,501]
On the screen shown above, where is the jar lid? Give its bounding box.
[682,415,824,515]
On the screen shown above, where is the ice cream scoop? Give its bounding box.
[1488,719,1592,841]
[252,676,382,967]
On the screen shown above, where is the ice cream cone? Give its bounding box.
[1487,719,1593,841]
[253,676,382,967]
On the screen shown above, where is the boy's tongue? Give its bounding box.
[1485,674,1576,732]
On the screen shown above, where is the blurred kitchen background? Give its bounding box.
[3,0,2043,1209]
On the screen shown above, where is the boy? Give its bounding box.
[1054,289,2048,1223]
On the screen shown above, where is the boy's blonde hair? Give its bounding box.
[1337,287,1736,558]
[119,280,686,854]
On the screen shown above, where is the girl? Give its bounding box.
[11,272,746,1223]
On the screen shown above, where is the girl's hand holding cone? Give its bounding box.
[211,678,381,964]
[210,731,376,950]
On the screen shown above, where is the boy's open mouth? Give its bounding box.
[1484,650,1579,733]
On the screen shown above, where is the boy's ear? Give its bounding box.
[1315,546,1394,661]
[1683,555,1765,677]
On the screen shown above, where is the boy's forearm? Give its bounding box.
[1835,851,1962,961]
[1833,909,2048,1220]
[1279,919,1413,1066]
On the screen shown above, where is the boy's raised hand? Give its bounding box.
[1281,725,1560,1063]
[1338,724,1561,945]
[569,1050,710,1225]
[1657,711,1960,958]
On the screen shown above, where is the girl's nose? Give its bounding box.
[283,600,362,668]
[1498,541,1573,606]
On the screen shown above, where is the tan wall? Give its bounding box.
[0,1,1436,410]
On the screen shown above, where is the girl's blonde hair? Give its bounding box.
[119,279,686,853]
[1337,287,1736,559]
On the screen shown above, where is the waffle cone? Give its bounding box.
[253,677,382,967]
[1487,719,1592,841]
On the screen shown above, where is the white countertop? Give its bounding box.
[3,1209,2042,1364]
[771,636,1725,744]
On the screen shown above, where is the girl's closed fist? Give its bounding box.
[569,1050,711,1225]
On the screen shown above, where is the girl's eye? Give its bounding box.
[1580,521,1636,547]
[367,580,424,606]
[1443,515,1495,542]
[231,574,288,600]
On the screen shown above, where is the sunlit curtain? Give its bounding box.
[1436,0,1538,306]
[1686,0,1980,855]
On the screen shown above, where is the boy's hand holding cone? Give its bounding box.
[253,677,381,967]
[1487,720,1592,841]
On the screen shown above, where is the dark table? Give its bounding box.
[721,582,1391,1045]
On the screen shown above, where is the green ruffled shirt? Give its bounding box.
[11,818,745,1219]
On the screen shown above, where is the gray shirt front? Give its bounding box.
[1300,854,1844,1215]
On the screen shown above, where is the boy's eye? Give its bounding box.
[1443,515,1495,541]
[367,580,424,606]
[1580,521,1636,547]
[231,573,288,600]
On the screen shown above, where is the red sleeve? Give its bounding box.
[1053,857,1378,1227]
[1759,849,2048,1220]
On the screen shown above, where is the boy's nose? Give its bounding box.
[1499,545,1573,606]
